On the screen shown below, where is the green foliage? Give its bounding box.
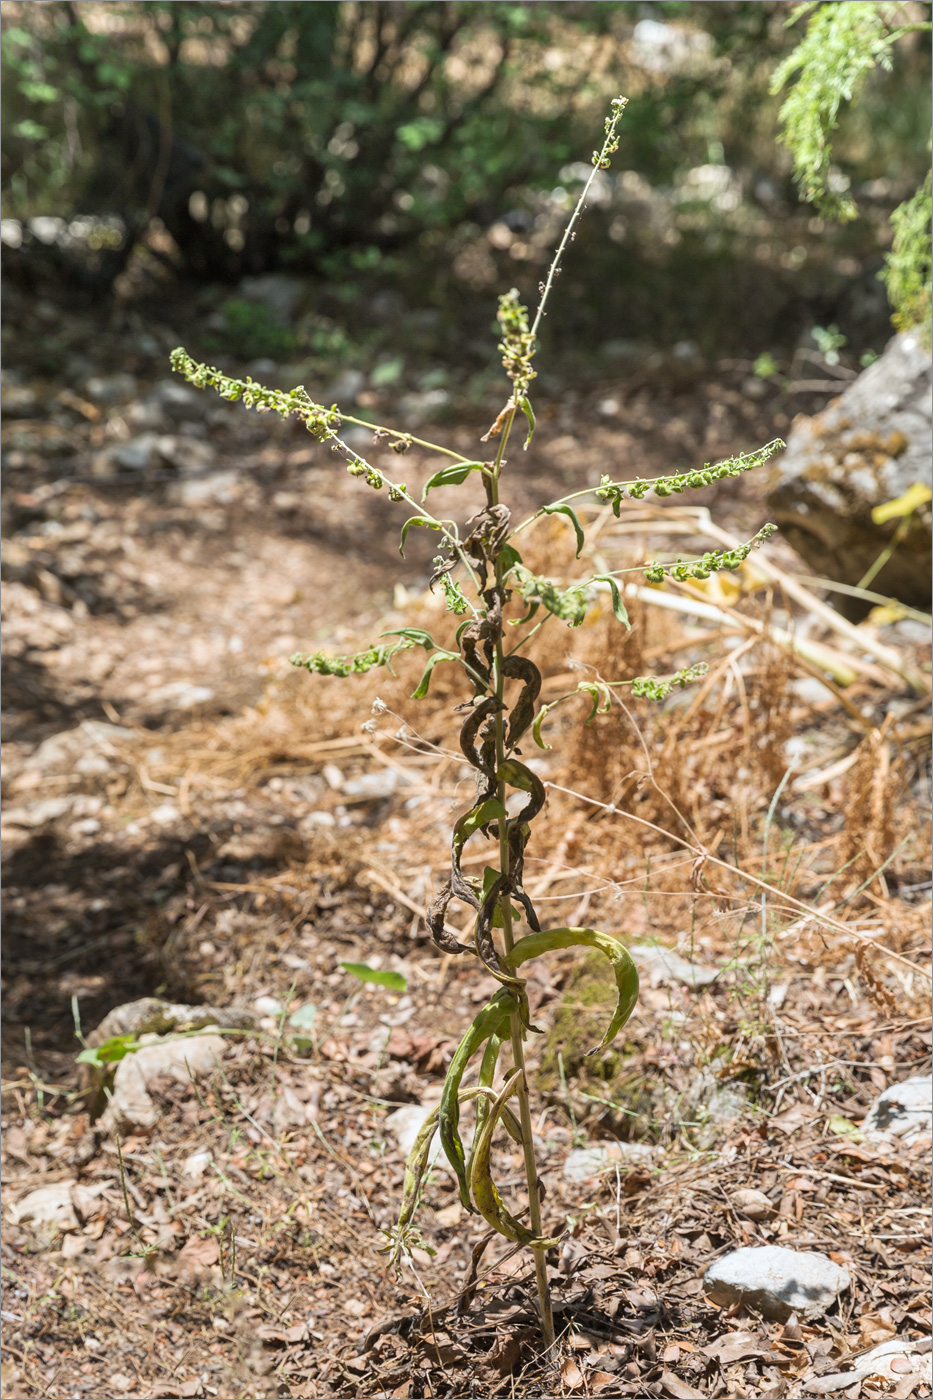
[208,299,298,362]
[882,171,933,342]
[75,1033,140,1070]
[771,1,932,333]
[339,962,407,992]
[771,2,908,222]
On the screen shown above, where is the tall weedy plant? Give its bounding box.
[171,97,781,1346]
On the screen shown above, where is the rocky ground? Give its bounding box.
[1,284,931,1399]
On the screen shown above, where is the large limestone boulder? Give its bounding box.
[766,333,932,615]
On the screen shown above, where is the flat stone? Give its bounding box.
[704,1245,850,1321]
[629,942,719,989]
[863,1075,932,1144]
[342,770,398,800]
[167,470,238,507]
[385,1100,449,1175]
[563,1142,655,1181]
[100,1033,230,1132]
[801,1338,933,1394]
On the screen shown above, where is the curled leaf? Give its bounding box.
[398,516,441,556]
[511,927,639,1053]
[421,461,486,501]
[542,504,585,557]
[501,654,542,748]
[470,1069,562,1249]
[592,574,630,627]
[411,649,460,699]
[439,991,517,1210]
[519,395,536,450]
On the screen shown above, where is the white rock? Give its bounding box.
[299,811,336,832]
[385,1100,449,1174]
[148,803,180,827]
[100,1033,229,1133]
[563,1142,655,1181]
[1,796,75,827]
[27,721,134,773]
[182,1150,213,1180]
[148,680,215,710]
[629,943,719,989]
[704,1245,850,1321]
[342,770,398,799]
[863,1075,932,1145]
[7,1183,79,1236]
[111,433,159,471]
[86,372,137,405]
[801,1338,933,1394]
[166,469,241,508]
[254,996,283,1017]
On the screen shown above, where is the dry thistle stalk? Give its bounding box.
[170,96,782,1349]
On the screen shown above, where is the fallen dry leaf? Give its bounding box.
[659,1370,706,1399]
[702,1329,769,1364]
[561,1357,584,1391]
[175,1234,220,1276]
[859,1310,898,1347]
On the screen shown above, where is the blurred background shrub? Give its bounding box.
[1,1,929,360]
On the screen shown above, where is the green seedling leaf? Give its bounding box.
[340,962,407,992]
[455,799,507,848]
[411,649,459,699]
[288,1002,318,1033]
[828,1114,862,1139]
[532,702,556,750]
[592,574,630,626]
[518,395,536,450]
[542,504,585,557]
[75,1033,140,1069]
[398,516,440,556]
[421,462,486,501]
[380,627,437,651]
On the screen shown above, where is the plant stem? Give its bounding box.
[489,417,556,1350]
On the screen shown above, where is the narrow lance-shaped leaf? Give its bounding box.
[519,395,536,450]
[439,990,517,1210]
[340,962,407,992]
[542,503,585,557]
[592,574,630,627]
[577,681,612,724]
[511,927,639,1053]
[398,516,441,557]
[470,1070,563,1249]
[379,627,438,651]
[395,1084,520,1237]
[421,462,487,501]
[411,649,460,699]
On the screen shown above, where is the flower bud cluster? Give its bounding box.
[631,662,709,700]
[496,289,537,397]
[644,524,777,583]
[596,439,785,511]
[290,638,415,678]
[592,96,629,168]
